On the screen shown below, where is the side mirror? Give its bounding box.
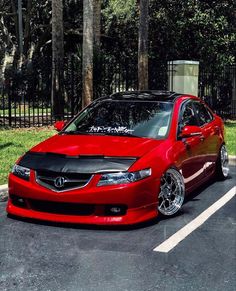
[180,125,202,138]
[54,121,66,132]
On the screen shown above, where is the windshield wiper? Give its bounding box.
[105,132,141,138]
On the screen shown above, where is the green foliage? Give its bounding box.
[102,0,138,54]
[148,0,235,67]
[1,0,235,68]
[103,0,137,23]
[0,0,235,106]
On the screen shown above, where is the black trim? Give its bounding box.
[19,152,137,174]
[191,100,214,127]
[28,199,95,215]
[176,99,198,140]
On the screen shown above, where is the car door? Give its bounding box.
[177,100,205,189]
[192,101,219,176]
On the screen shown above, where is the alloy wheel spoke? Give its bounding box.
[159,200,165,210]
[158,191,165,198]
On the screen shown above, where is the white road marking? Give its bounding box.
[153,186,236,253]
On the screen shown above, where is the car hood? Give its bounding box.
[30,134,163,158]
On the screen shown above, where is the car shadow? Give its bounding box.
[184,173,234,204]
[184,177,216,203]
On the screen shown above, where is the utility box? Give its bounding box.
[168,60,199,96]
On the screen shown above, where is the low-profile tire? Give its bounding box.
[158,168,185,216]
[215,144,229,180]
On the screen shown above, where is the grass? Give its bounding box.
[0,107,51,116]
[0,127,54,185]
[225,120,236,156]
[0,122,235,185]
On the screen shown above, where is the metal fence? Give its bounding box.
[0,51,140,127]
[199,64,236,119]
[0,58,235,128]
[0,53,53,127]
[0,55,82,128]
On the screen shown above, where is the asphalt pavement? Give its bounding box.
[0,167,235,291]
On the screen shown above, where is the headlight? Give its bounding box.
[12,164,30,181]
[97,168,151,186]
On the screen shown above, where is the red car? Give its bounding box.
[7,91,229,225]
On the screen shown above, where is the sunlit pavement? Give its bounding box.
[0,167,235,291]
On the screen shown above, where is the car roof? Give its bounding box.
[100,90,183,103]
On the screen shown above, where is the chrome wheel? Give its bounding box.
[220,145,229,178]
[158,168,185,216]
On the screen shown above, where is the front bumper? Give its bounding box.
[6,172,160,225]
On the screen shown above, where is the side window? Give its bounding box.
[193,102,213,126]
[178,101,198,135]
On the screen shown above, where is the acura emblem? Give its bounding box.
[54,176,66,188]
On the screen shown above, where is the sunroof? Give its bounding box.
[108,90,181,102]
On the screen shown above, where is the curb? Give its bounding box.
[0,156,235,202]
[0,184,8,202]
[229,155,236,166]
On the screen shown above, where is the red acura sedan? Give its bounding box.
[7,91,229,225]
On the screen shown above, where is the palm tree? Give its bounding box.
[51,0,64,119]
[138,0,149,90]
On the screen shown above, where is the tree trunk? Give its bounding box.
[51,0,64,119]
[138,0,149,91]
[10,0,19,69]
[82,0,94,108]
[24,0,32,58]
[94,0,101,50]
[93,0,101,99]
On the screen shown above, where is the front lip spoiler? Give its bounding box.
[7,200,158,225]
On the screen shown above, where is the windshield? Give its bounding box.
[63,100,173,139]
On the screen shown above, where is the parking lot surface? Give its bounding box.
[0,167,235,291]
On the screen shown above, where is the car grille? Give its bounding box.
[36,170,93,192]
